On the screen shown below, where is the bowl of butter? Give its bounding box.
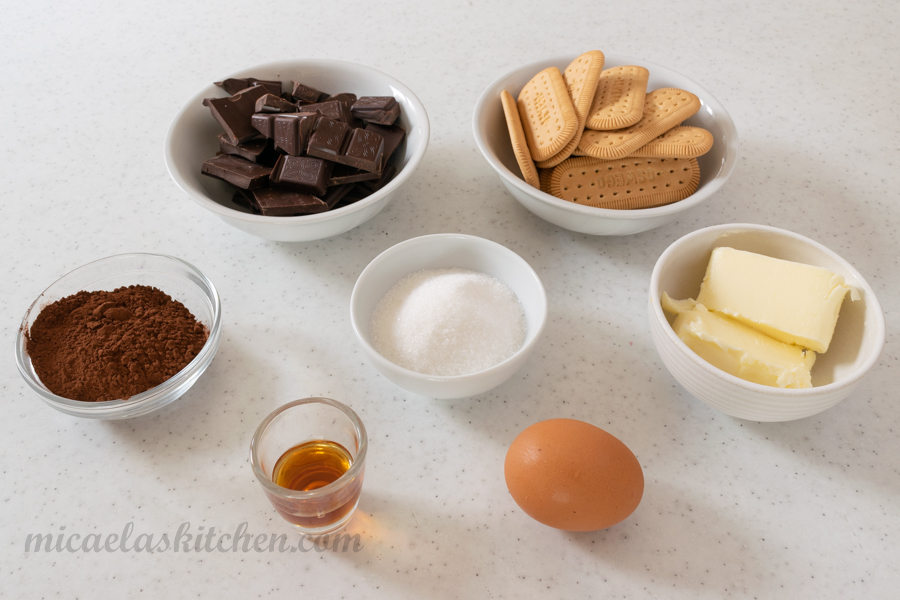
[649,223,885,421]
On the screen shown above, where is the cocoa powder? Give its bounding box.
[25,285,208,402]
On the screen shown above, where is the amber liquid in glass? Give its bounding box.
[273,440,353,491]
[271,440,360,528]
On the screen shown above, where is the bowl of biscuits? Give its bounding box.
[473,52,738,236]
[165,59,430,242]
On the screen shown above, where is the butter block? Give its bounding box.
[662,294,816,389]
[696,247,855,353]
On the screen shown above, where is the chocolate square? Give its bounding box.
[306,117,351,159]
[204,86,269,144]
[255,94,299,114]
[201,154,272,189]
[246,187,328,215]
[351,96,400,125]
[273,112,317,156]
[364,123,406,169]
[301,100,352,123]
[328,163,380,186]
[251,113,277,138]
[342,128,384,173]
[291,81,327,104]
[271,155,332,196]
[217,134,275,164]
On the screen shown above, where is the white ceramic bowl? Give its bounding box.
[350,234,547,399]
[649,224,885,421]
[16,254,222,419]
[473,54,739,236]
[165,59,430,242]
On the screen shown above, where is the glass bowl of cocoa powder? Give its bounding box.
[15,254,222,419]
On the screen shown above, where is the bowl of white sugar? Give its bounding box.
[350,234,547,399]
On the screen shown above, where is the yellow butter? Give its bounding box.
[696,247,855,353]
[662,293,816,389]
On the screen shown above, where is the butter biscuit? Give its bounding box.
[586,65,649,130]
[517,67,578,162]
[536,51,605,169]
[549,156,700,209]
[577,88,701,160]
[501,90,540,188]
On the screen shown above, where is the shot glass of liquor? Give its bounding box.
[250,398,368,535]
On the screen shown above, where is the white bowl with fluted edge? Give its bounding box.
[350,234,547,399]
[649,223,885,421]
[165,59,429,242]
[473,54,738,236]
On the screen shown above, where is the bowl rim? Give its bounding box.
[15,253,223,413]
[164,58,430,225]
[349,233,548,382]
[472,53,739,220]
[649,223,886,396]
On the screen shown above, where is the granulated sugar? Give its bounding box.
[370,268,527,376]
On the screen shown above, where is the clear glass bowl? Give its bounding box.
[15,253,222,419]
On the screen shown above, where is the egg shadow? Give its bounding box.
[565,478,779,595]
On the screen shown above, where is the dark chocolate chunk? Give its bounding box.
[352,96,396,112]
[271,155,332,196]
[251,113,277,138]
[327,93,361,126]
[326,92,358,107]
[328,163,380,186]
[247,78,282,95]
[273,112,317,155]
[341,128,385,173]
[307,118,384,173]
[232,189,260,212]
[215,78,252,95]
[351,96,400,125]
[321,183,354,209]
[243,187,328,216]
[201,154,272,189]
[217,134,275,164]
[364,122,406,169]
[361,164,397,193]
[301,100,352,123]
[291,81,326,104]
[255,94,298,114]
[340,184,372,204]
[332,195,361,210]
[306,117,351,159]
[215,78,281,96]
[205,86,269,144]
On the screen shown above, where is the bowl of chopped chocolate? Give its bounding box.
[15,254,222,419]
[165,59,430,242]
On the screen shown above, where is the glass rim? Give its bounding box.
[14,252,222,416]
[249,397,368,500]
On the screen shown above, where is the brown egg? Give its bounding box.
[504,418,643,531]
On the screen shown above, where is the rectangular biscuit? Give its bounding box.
[517,67,578,162]
[535,50,604,169]
[538,168,554,194]
[501,90,540,188]
[629,126,714,158]
[548,156,700,209]
[577,88,701,160]
[586,66,649,130]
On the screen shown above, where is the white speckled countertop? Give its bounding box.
[2,1,898,597]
